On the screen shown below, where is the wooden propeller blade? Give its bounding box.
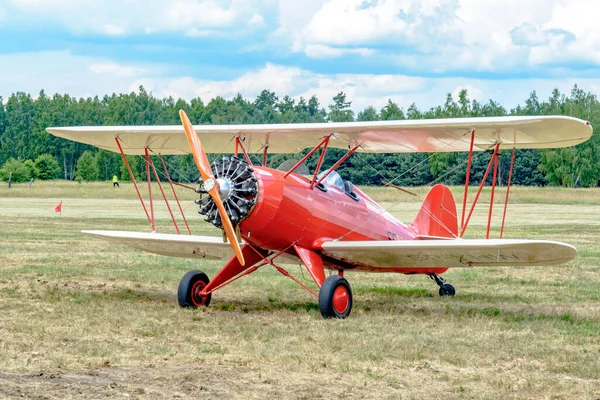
[207,185,245,266]
[179,110,213,183]
[179,110,245,266]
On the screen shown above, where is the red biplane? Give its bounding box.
[47,113,592,318]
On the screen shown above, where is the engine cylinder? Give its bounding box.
[197,156,258,229]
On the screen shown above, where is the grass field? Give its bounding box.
[1,181,600,399]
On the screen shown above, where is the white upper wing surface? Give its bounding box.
[47,116,592,155]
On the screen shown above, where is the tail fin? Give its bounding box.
[410,184,458,238]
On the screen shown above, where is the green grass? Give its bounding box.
[1,181,600,398]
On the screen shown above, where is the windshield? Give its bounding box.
[317,170,344,190]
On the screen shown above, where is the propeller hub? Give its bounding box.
[217,178,232,200]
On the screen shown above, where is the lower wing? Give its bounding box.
[82,230,234,260]
[321,239,576,268]
[83,231,576,269]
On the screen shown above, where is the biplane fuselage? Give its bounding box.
[240,167,448,275]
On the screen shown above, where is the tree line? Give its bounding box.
[0,85,598,187]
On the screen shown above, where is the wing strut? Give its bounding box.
[158,155,192,235]
[234,137,253,166]
[315,144,361,187]
[500,148,516,238]
[460,135,518,239]
[144,148,155,231]
[147,154,181,234]
[486,150,500,239]
[460,142,501,237]
[115,138,151,223]
[115,138,195,235]
[284,135,330,179]
[460,130,475,230]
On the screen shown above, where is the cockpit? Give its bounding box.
[316,171,360,201]
[317,170,344,191]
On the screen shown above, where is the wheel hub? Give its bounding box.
[191,280,208,306]
[333,286,350,314]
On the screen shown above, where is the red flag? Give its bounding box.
[54,201,62,213]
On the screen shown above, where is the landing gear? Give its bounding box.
[178,270,212,308]
[428,273,455,297]
[319,275,352,319]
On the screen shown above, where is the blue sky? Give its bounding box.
[0,0,599,112]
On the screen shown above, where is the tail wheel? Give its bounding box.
[178,270,212,308]
[319,275,352,319]
[439,283,455,296]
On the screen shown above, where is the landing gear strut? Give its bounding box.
[428,273,455,296]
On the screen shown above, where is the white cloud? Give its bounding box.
[7,0,267,36]
[102,24,127,36]
[155,63,308,101]
[248,13,265,28]
[304,44,374,58]
[185,28,215,37]
[1,51,598,120]
[89,63,146,78]
[0,50,151,98]
[6,0,599,76]
[273,0,600,73]
[272,0,327,52]
[130,65,600,114]
[302,0,460,46]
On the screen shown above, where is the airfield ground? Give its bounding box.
[0,182,599,399]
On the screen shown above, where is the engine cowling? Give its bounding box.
[196,156,258,229]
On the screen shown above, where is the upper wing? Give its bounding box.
[47,115,592,155]
[83,230,235,260]
[321,239,577,268]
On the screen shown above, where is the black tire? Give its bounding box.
[439,283,456,296]
[178,270,212,308]
[319,275,352,319]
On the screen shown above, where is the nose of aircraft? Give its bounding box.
[197,155,258,228]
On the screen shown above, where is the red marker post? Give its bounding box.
[54,201,62,216]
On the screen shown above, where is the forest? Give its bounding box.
[0,85,598,187]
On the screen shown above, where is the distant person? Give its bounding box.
[112,175,119,188]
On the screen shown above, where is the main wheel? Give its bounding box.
[178,270,212,308]
[439,283,455,296]
[319,275,352,319]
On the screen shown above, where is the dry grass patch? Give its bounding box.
[1,183,600,398]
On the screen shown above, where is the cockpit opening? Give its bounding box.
[316,171,359,201]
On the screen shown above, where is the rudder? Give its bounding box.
[410,184,458,238]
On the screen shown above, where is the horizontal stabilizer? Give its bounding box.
[322,239,576,268]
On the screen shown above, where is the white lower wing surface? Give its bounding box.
[321,239,577,268]
[82,230,234,260]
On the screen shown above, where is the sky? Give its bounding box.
[0,0,599,113]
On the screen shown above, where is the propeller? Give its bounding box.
[179,110,245,266]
